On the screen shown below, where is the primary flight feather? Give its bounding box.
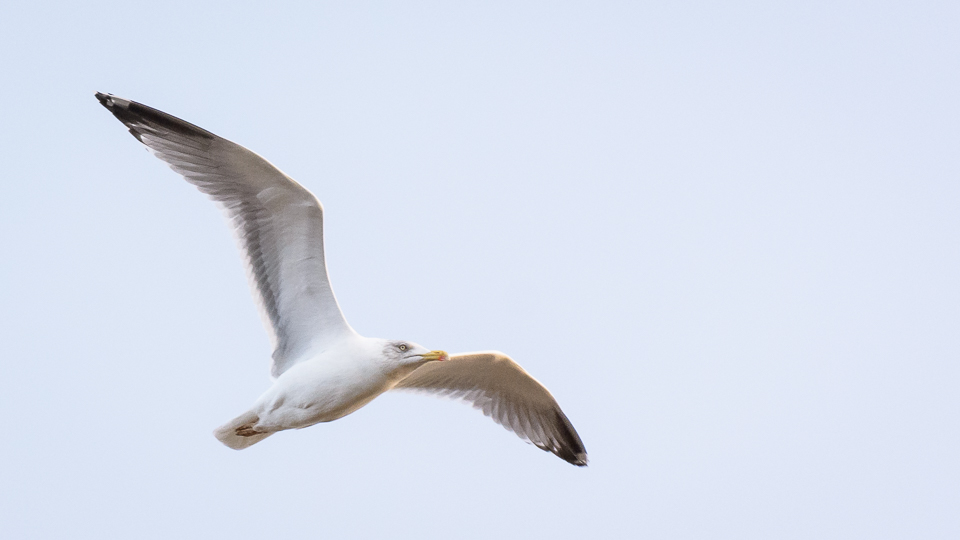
[96,92,587,466]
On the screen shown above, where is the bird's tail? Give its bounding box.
[213,410,273,450]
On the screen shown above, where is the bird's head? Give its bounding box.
[380,339,448,377]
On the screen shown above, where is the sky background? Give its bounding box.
[1,1,958,538]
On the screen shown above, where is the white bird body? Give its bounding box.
[96,92,589,466]
[252,336,419,431]
[257,340,388,428]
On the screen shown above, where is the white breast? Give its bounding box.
[252,338,392,430]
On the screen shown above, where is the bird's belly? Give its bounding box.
[273,391,380,429]
[255,365,389,431]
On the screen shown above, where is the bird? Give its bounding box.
[95,92,588,466]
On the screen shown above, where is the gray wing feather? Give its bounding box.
[96,93,352,377]
[394,351,588,466]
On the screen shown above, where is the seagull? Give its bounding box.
[95,92,588,466]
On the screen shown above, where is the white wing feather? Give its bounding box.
[394,351,588,466]
[96,93,353,377]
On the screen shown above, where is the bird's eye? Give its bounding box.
[398,344,407,351]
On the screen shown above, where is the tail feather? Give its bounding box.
[214,410,273,450]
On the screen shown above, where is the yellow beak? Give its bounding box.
[421,350,449,362]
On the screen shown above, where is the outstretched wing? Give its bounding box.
[96,92,353,377]
[394,351,588,466]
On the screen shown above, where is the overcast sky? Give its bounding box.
[1,1,958,538]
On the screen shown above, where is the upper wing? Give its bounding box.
[96,92,353,377]
[394,351,588,466]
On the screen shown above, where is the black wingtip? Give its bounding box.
[94,92,125,110]
[551,409,589,467]
[561,451,589,467]
[94,92,216,142]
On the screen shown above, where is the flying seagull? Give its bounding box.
[95,92,587,466]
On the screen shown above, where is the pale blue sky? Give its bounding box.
[1,1,958,538]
